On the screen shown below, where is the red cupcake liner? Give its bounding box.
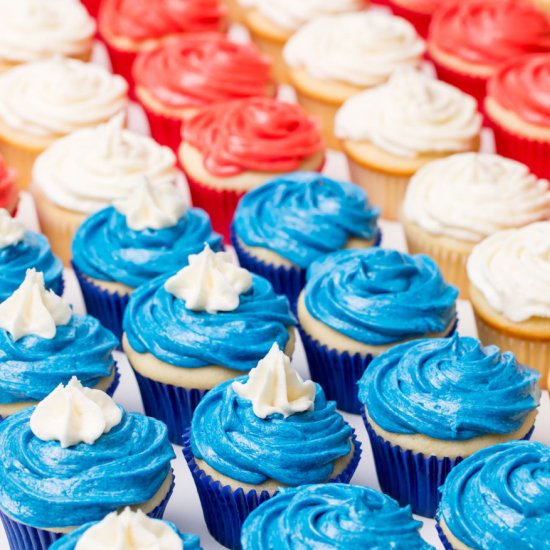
[387,1,432,39]
[141,102,183,152]
[103,39,137,91]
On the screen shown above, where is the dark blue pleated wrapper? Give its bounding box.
[182,430,362,550]
[435,521,455,550]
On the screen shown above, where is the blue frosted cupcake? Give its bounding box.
[0,269,118,420]
[0,208,63,301]
[0,377,176,550]
[72,180,222,340]
[49,508,201,549]
[232,172,380,312]
[298,247,458,413]
[183,343,361,550]
[241,483,432,549]
[358,335,540,518]
[123,244,296,444]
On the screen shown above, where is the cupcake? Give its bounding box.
[133,33,274,151]
[298,247,458,413]
[72,180,221,341]
[241,484,431,549]
[179,97,324,241]
[468,221,550,389]
[50,508,201,550]
[0,58,127,189]
[486,53,550,180]
[0,377,175,550]
[31,114,177,265]
[284,11,425,149]
[387,0,443,38]
[0,0,94,73]
[358,335,540,517]
[0,269,118,420]
[437,441,549,549]
[335,68,481,220]
[0,154,18,215]
[184,343,361,550]
[428,0,550,110]
[403,153,550,298]
[232,172,380,312]
[0,210,63,301]
[240,0,366,84]
[122,244,296,444]
[99,0,226,87]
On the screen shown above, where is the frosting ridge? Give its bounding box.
[0,208,24,248]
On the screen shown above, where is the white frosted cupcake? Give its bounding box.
[335,68,481,219]
[403,153,550,297]
[284,11,425,149]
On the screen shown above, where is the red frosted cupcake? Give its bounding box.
[428,0,550,110]
[486,53,550,180]
[388,0,443,38]
[99,0,227,86]
[134,33,275,151]
[178,97,325,240]
[0,154,18,216]
[81,0,101,20]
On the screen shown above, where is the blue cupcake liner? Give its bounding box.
[72,263,130,342]
[435,521,454,550]
[182,430,361,550]
[133,370,208,446]
[0,470,175,550]
[361,409,535,518]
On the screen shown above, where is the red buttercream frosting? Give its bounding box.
[488,53,550,127]
[182,97,324,176]
[99,0,226,41]
[0,156,18,214]
[429,0,550,67]
[134,34,273,110]
[395,0,443,14]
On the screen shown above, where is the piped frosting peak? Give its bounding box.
[0,207,24,248]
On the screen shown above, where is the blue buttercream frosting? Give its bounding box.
[358,335,540,440]
[233,172,380,268]
[241,483,433,549]
[438,441,550,549]
[303,248,458,346]
[0,314,118,405]
[190,378,353,486]
[123,274,295,370]
[0,407,175,528]
[0,231,63,302]
[72,206,222,288]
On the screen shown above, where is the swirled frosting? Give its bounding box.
[488,53,550,127]
[468,221,550,322]
[191,378,352,485]
[304,248,457,346]
[0,208,24,248]
[241,484,431,549]
[284,11,425,87]
[133,34,272,110]
[124,273,295,369]
[0,0,94,64]
[0,158,18,213]
[182,98,323,177]
[100,0,225,41]
[404,153,550,242]
[234,172,379,268]
[0,58,127,139]
[72,205,222,289]
[335,69,481,157]
[358,335,540,440]
[438,441,550,549]
[34,114,177,215]
[429,0,550,67]
[0,407,175,527]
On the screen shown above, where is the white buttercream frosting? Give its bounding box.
[0,208,25,248]
[404,153,550,242]
[335,68,481,157]
[164,244,252,313]
[468,222,550,322]
[0,58,127,139]
[75,508,183,550]
[0,269,70,341]
[0,0,95,64]
[30,377,122,448]
[233,343,315,418]
[33,114,177,214]
[284,11,425,87]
